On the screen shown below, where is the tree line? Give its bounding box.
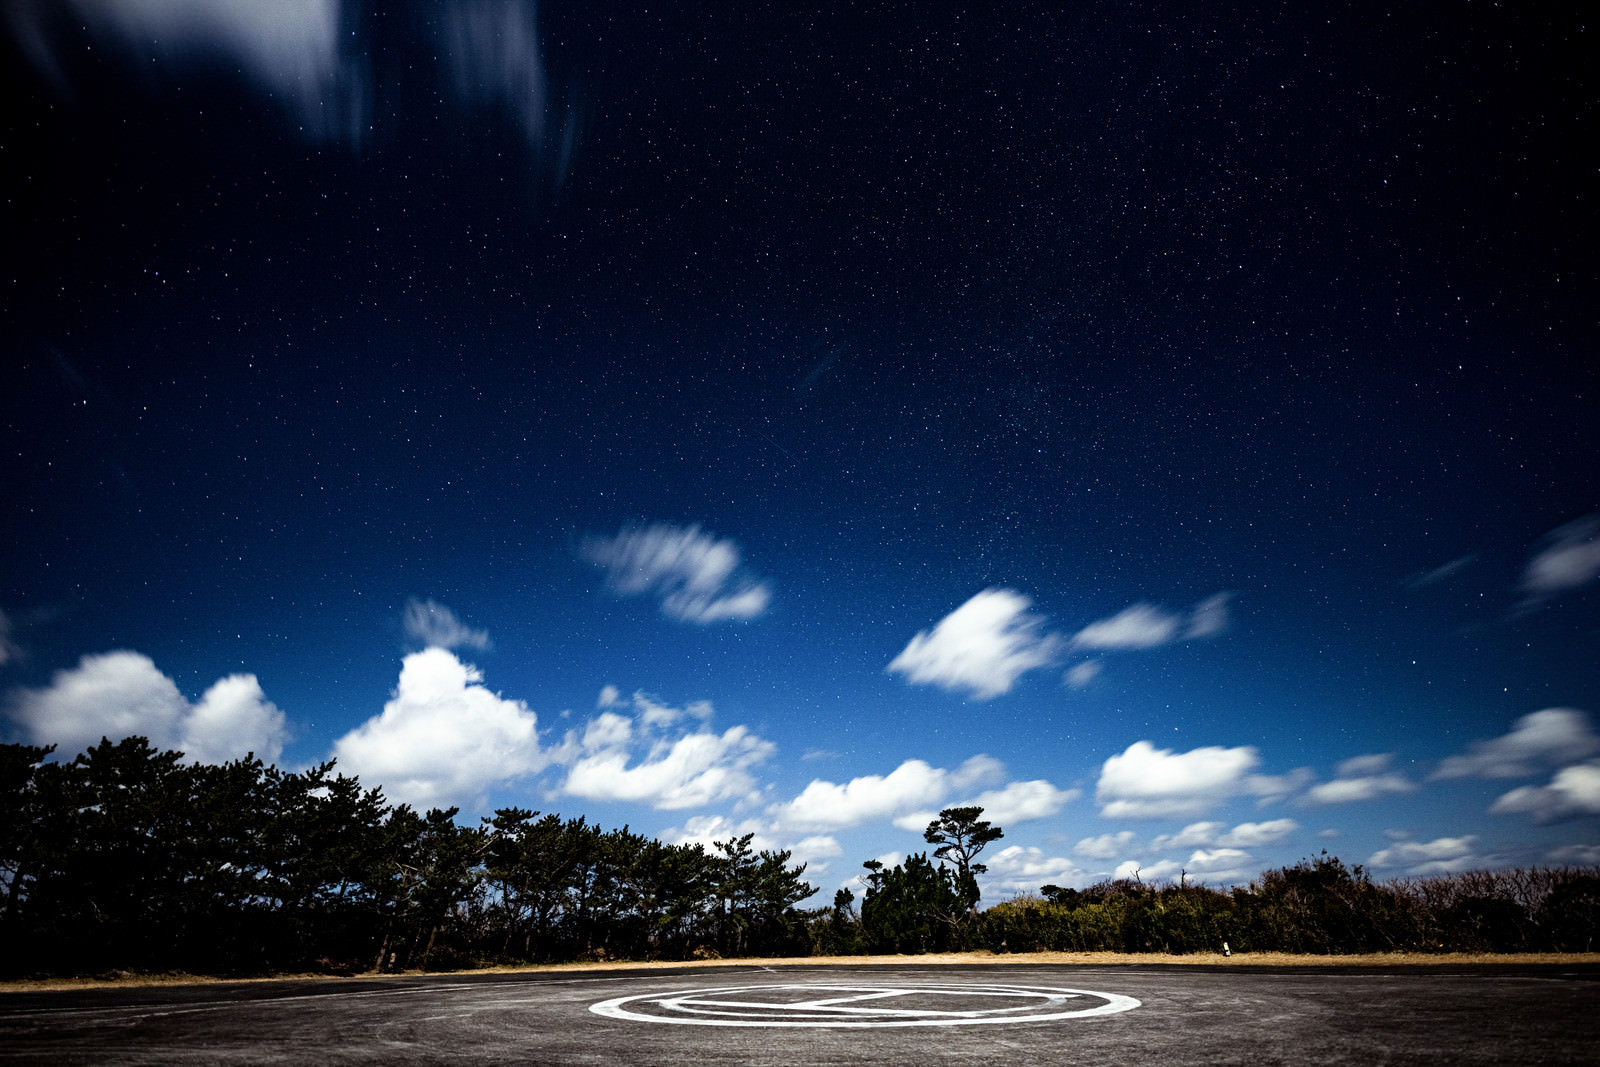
[983,853,1600,956]
[3,740,1596,978]
[1,738,813,976]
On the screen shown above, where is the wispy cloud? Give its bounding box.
[7,0,576,165]
[1520,515,1600,603]
[332,648,548,812]
[403,598,491,651]
[0,608,20,667]
[1550,844,1600,865]
[1489,763,1600,823]
[1185,592,1233,639]
[1070,602,1182,650]
[582,523,772,624]
[1367,835,1482,875]
[1071,592,1233,650]
[1149,822,1226,851]
[895,590,1233,698]
[12,0,350,135]
[8,650,286,764]
[1432,709,1600,779]
[887,588,1061,699]
[1148,818,1298,851]
[1305,753,1418,804]
[441,0,550,146]
[1403,554,1476,589]
[1064,660,1102,689]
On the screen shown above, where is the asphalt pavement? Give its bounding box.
[2,961,1596,1065]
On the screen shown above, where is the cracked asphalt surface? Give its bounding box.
[2,962,1596,1065]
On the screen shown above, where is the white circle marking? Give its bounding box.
[589,982,1141,1027]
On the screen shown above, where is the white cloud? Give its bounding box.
[1070,602,1182,650]
[1076,831,1137,859]
[1113,858,1182,884]
[559,690,780,812]
[950,754,1007,791]
[1335,753,1396,778]
[890,810,938,832]
[1521,515,1600,600]
[1368,835,1481,875]
[624,691,716,730]
[635,694,681,729]
[331,648,547,812]
[1095,740,1264,818]
[660,814,776,853]
[1218,819,1298,848]
[774,759,953,831]
[10,650,183,754]
[896,775,1077,832]
[403,598,491,651]
[181,674,290,766]
[893,589,1231,698]
[1180,848,1255,883]
[1245,766,1316,805]
[793,835,843,859]
[964,779,1079,825]
[1432,709,1600,779]
[983,845,1090,893]
[1150,822,1225,851]
[887,588,1061,699]
[8,650,286,764]
[581,711,632,752]
[1490,762,1600,823]
[659,817,834,882]
[562,723,774,811]
[582,523,772,624]
[1146,818,1297,852]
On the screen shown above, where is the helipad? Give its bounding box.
[588,981,1141,1027]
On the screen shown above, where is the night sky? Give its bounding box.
[3,1,1597,897]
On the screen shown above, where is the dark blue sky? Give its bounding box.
[3,1,1596,894]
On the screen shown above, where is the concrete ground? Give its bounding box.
[2,961,1596,1064]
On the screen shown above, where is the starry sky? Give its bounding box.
[3,1,1597,898]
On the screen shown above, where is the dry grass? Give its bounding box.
[6,949,1598,993]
